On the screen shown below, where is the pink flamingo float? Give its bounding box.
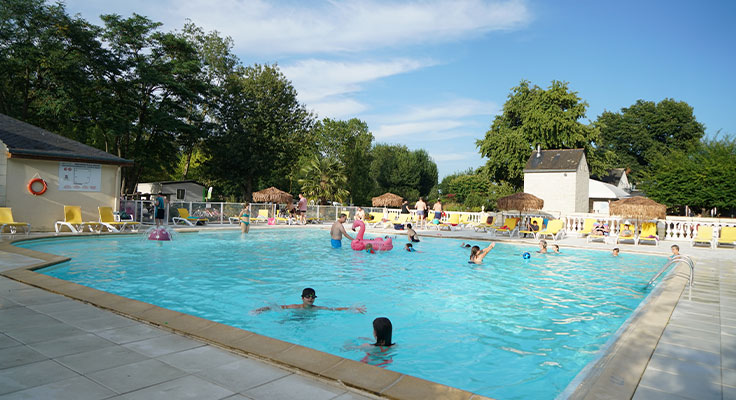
[351,220,393,251]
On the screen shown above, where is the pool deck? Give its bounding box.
[1,224,734,399]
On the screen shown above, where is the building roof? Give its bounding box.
[138,180,205,186]
[0,113,133,165]
[523,148,586,172]
[594,168,627,186]
[589,179,630,199]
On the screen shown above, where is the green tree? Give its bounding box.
[204,64,313,200]
[642,137,736,213]
[447,174,490,203]
[595,99,705,183]
[310,118,374,205]
[369,144,438,201]
[0,0,107,143]
[298,157,350,205]
[477,80,600,189]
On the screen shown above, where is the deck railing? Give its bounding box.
[119,200,736,240]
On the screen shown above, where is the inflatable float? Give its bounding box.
[351,220,393,251]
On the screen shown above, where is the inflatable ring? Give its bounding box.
[27,178,47,195]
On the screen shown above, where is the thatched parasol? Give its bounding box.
[252,187,293,203]
[372,192,404,207]
[497,192,544,212]
[610,196,666,220]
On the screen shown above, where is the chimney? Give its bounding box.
[536,143,541,158]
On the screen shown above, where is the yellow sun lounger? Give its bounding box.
[537,219,565,241]
[691,226,714,248]
[98,206,141,233]
[616,224,637,245]
[519,217,544,238]
[172,208,207,226]
[0,207,31,235]
[636,222,659,246]
[577,218,597,238]
[494,217,519,237]
[55,206,100,233]
[717,226,736,248]
[431,213,460,231]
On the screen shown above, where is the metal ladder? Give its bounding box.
[646,255,695,288]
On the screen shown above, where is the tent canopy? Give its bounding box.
[497,192,544,212]
[610,196,666,220]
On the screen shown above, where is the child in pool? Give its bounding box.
[365,243,375,254]
[405,243,421,252]
[553,244,561,254]
[360,317,396,367]
[469,242,495,264]
[253,288,366,314]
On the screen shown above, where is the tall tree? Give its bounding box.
[477,80,600,189]
[298,157,350,205]
[595,99,705,183]
[641,137,736,213]
[310,118,374,205]
[0,0,107,142]
[370,144,438,201]
[204,64,313,200]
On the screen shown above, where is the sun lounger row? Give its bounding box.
[691,225,736,249]
[55,206,142,233]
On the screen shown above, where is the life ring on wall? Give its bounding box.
[27,178,48,195]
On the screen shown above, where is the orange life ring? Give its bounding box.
[28,178,47,195]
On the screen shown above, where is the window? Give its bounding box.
[176,189,185,200]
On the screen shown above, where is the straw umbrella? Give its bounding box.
[610,196,666,234]
[496,192,544,228]
[497,192,544,212]
[252,187,293,204]
[371,193,403,208]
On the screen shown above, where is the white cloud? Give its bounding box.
[307,98,368,119]
[281,58,431,104]
[431,152,479,162]
[379,98,498,123]
[373,120,464,139]
[160,0,531,55]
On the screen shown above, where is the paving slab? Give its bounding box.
[87,359,187,394]
[0,360,77,395]
[55,345,149,374]
[0,375,116,400]
[28,333,116,358]
[0,335,19,351]
[157,345,245,373]
[243,373,346,400]
[94,323,169,345]
[118,375,234,400]
[637,367,721,400]
[194,358,292,393]
[122,333,204,357]
[0,345,48,370]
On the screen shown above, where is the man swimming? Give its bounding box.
[330,214,354,248]
[254,288,366,314]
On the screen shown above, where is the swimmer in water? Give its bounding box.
[469,242,495,264]
[537,240,548,254]
[365,243,376,254]
[552,244,561,254]
[253,288,366,314]
[461,242,471,248]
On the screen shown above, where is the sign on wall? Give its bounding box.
[59,162,102,192]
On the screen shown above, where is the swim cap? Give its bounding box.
[522,252,531,259]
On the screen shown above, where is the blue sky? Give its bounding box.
[64,0,736,178]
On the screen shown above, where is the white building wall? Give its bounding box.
[524,171,578,215]
[575,156,590,213]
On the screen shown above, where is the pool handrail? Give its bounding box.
[646,255,695,288]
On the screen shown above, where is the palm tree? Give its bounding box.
[298,157,350,205]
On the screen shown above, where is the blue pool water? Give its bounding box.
[24,229,666,399]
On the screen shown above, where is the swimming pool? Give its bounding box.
[25,229,666,399]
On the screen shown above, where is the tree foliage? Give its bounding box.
[595,99,705,183]
[309,118,374,205]
[370,144,438,201]
[641,137,736,212]
[477,80,600,189]
[204,64,313,200]
[298,157,350,205]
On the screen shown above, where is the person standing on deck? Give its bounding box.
[415,197,427,229]
[298,194,308,224]
[154,192,167,227]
